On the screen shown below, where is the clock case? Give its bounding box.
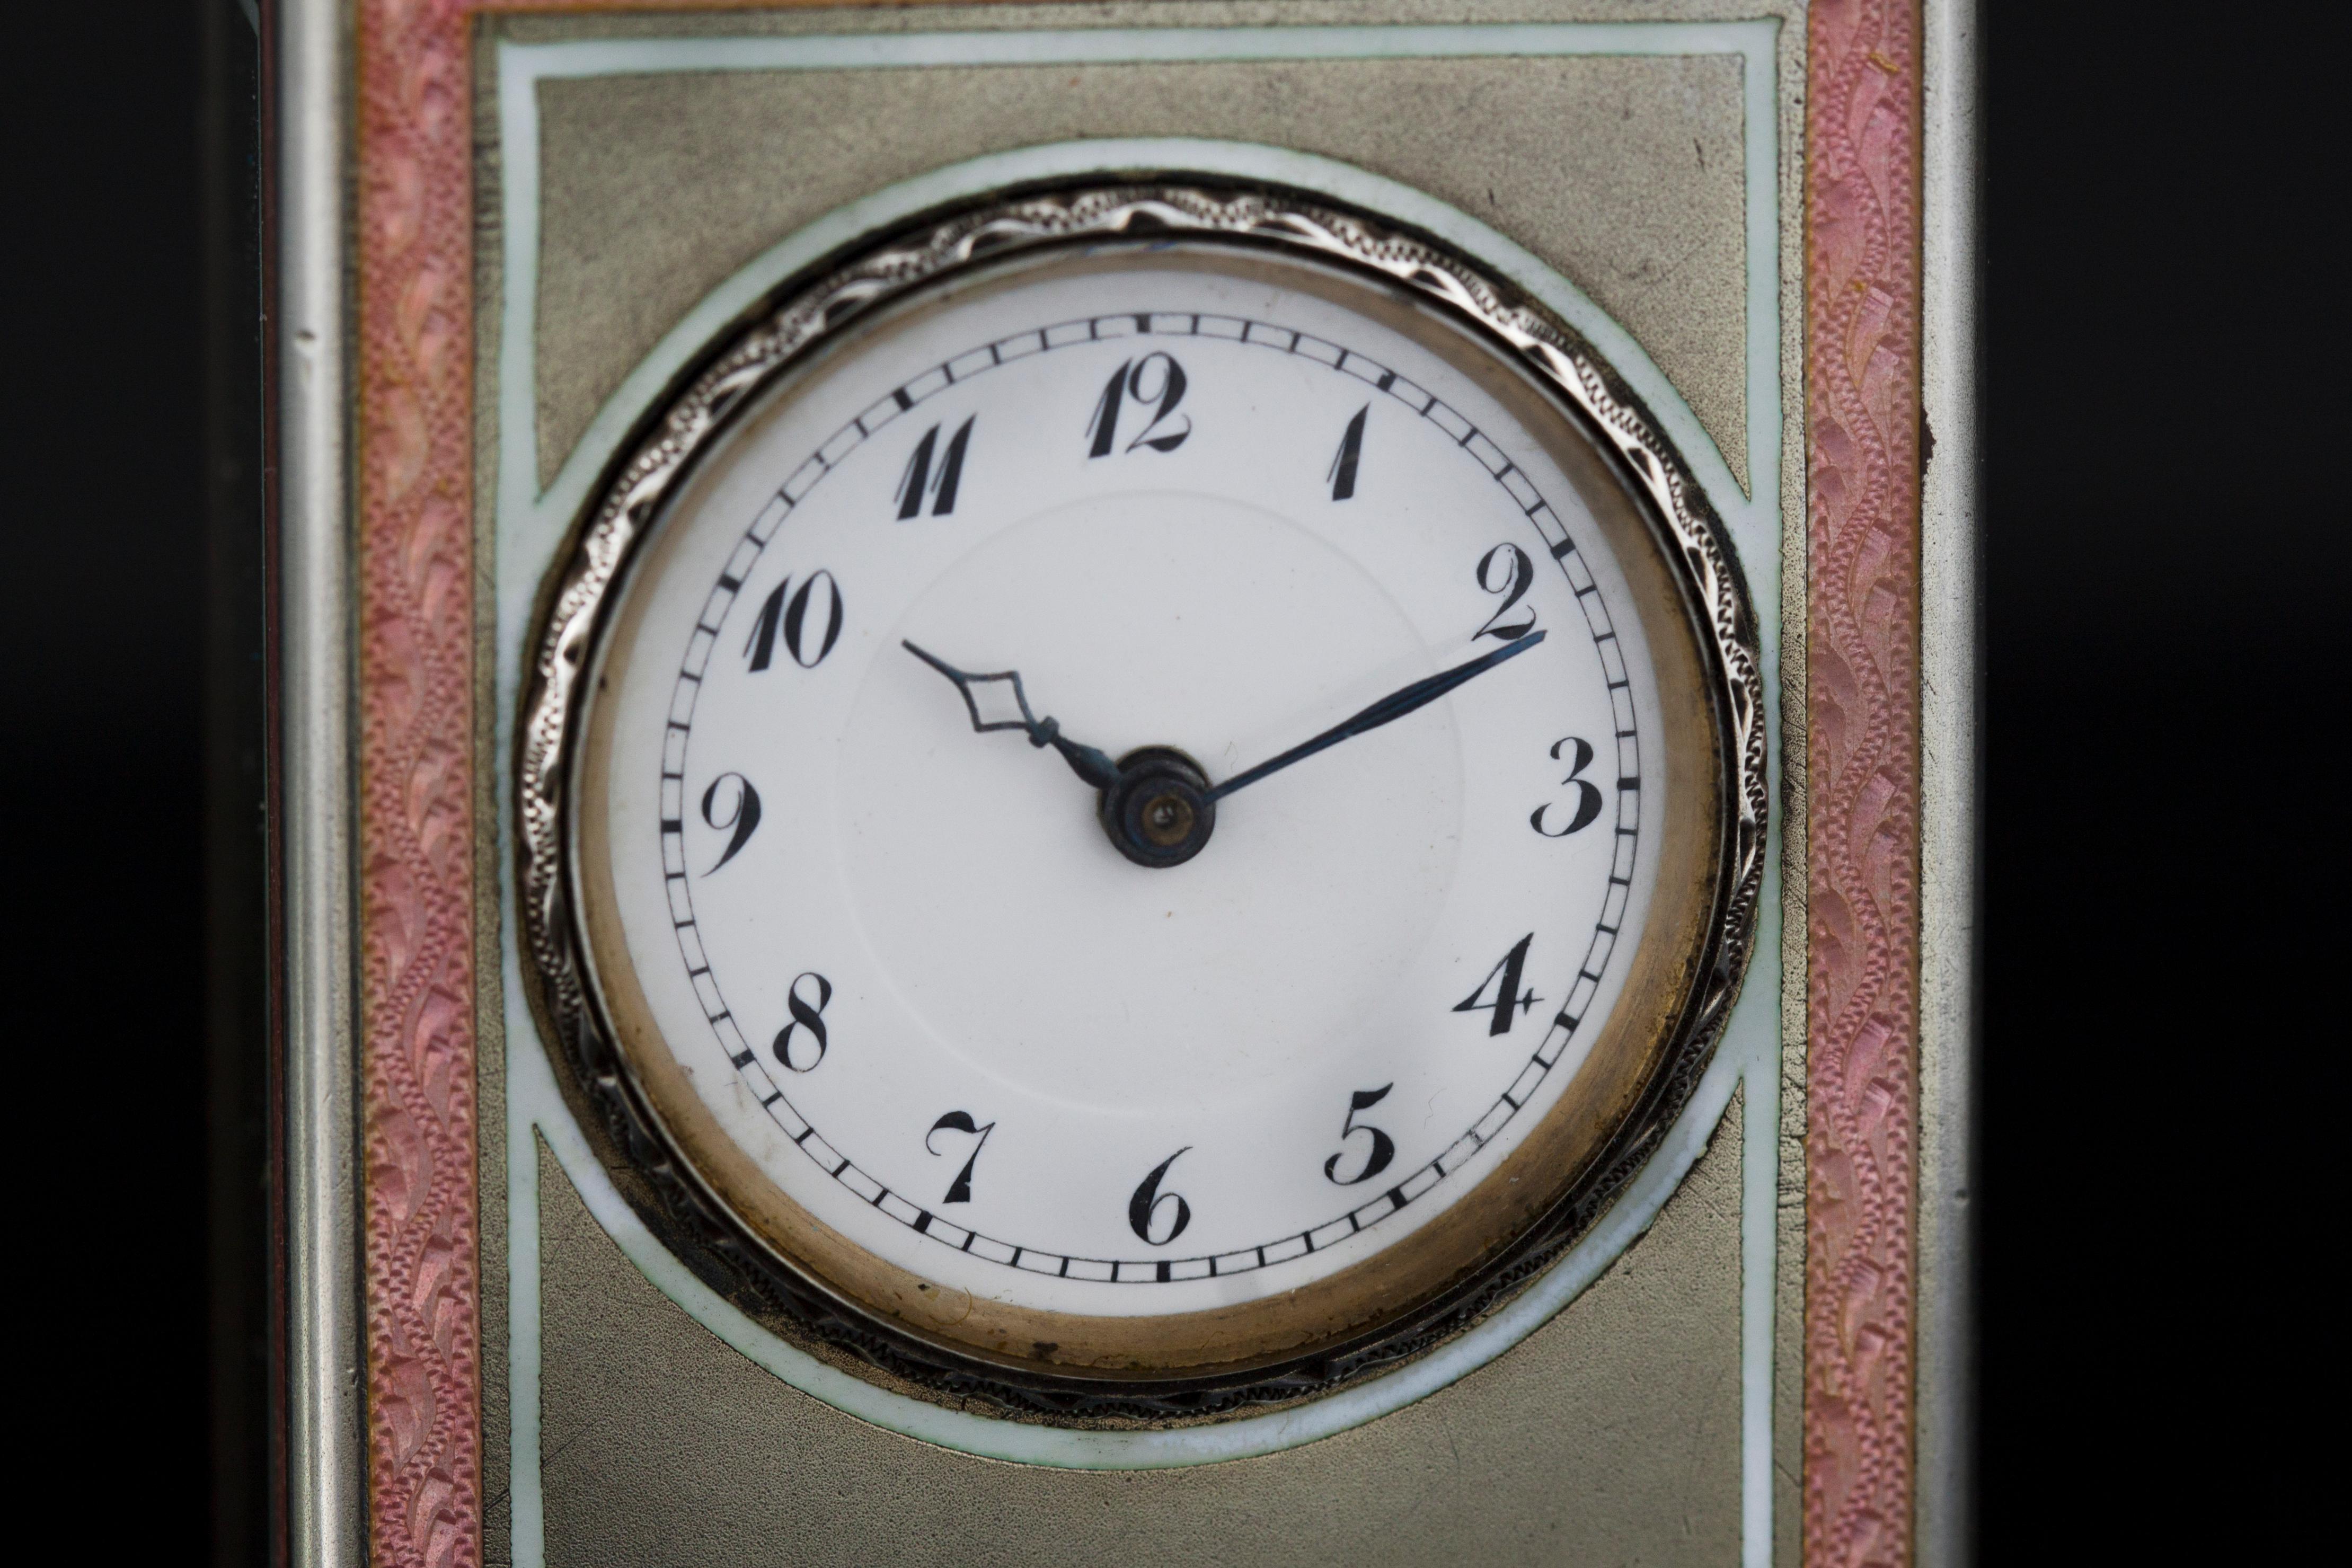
[515,179,1769,1423]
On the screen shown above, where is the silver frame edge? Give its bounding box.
[1917,1,1982,1564]
[277,0,364,1563]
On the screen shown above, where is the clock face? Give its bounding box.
[544,216,1748,1397]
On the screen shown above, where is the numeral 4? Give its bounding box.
[1453,933,1541,1037]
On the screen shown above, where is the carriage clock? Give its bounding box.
[270,3,1976,1564]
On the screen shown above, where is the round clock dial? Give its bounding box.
[526,190,1760,1410]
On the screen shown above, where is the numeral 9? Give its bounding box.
[698,773,762,873]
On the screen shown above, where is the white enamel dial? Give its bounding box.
[578,246,1686,1336]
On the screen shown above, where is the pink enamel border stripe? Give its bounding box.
[350,7,1929,1564]
[1803,2,1925,1565]
[355,7,784,1561]
[356,2,488,1563]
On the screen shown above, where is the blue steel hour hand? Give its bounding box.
[901,640,1125,791]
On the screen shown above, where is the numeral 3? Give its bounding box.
[1530,737,1605,837]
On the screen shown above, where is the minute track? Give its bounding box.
[652,302,1647,1284]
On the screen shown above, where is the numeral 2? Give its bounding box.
[1327,404,1368,500]
[1531,737,1605,837]
[1473,544,1538,642]
[895,417,973,519]
[1087,353,1191,457]
[1323,1084,1396,1186]
[925,1111,995,1205]
[1453,934,1541,1037]
[744,571,844,671]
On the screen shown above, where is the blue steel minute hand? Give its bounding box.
[1204,630,1547,802]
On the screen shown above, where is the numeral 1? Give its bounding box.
[698,773,761,873]
[1328,403,1368,500]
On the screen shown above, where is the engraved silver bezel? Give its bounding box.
[515,181,1767,1421]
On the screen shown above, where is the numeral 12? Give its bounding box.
[1087,353,1191,456]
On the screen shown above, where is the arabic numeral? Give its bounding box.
[1327,403,1368,500]
[895,417,973,519]
[1086,352,1191,457]
[1452,933,1541,1037]
[925,1112,995,1205]
[770,971,832,1073]
[1531,737,1605,837]
[1323,1084,1396,1186]
[744,571,844,671]
[697,773,761,873]
[1127,1148,1193,1245]
[1473,544,1537,642]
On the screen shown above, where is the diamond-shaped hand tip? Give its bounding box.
[900,639,1122,790]
[965,675,1032,731]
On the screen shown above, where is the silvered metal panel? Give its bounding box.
[275,0,364,1564]
[1917,1,1982,1563]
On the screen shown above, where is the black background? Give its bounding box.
[2,4,2333,1561]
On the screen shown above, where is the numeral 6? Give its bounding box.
[1127,1148,1193,1246]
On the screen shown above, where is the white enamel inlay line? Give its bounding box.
[488,22,1787,1555]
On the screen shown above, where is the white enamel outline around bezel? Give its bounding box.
[516,181,1767,1411]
